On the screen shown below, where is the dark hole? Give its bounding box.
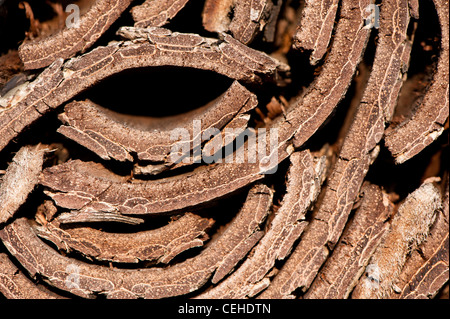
[76,66,234,117]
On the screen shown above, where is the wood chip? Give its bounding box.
[203,0,277,44]
[0,27,288,154]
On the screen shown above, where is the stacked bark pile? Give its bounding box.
[0,0,448,299]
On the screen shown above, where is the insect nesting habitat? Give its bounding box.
[0,0,448,301]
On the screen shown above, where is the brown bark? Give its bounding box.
[0,0,447,300]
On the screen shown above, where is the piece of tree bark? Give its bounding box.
[131,0,190,28]
[304,184,394,299]
[352,181,442,299]
[228,0,271,45]
[384,0,449,164]
[388,180,449,299]
[33,213,214,264]
[0,145,47,224]
[196,149,328,298]
[19,0,134,70]
[292,0,339,65]
[40,159,266,215]
[0,184,272,298]
[0,252,63,299]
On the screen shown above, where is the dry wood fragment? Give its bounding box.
[131,0,190,28]
[304,184,394,299]
[0,145,47,224]
[384,0,449,164]
[40,159,266,215]
[116,27,289,85]
[34,213,214,264]
[0,252,63,299]
[196,149,328,298]
[19,0,134,70]
[388,180,449,299]
[228,0,271,45]
[409,0,420,19]
[352,181,442,299]
[292,0,339,65]
[38,0,372,219]
[0,184,272,298]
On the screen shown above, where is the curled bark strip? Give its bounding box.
[0,145,47,224]
[40,159,266,215]
[352,182,442,299]
[0,252,63,299]
[196,150,328,299]
[57,81,256,163]
[0,28,288,154]
[384,0,449,164]
[33,213,214,264]
[19,0,134,70]
[390,181,449,299]
[292,0,339,65]
[116,27,289,85]
[131,0,190,28]
[259,0,412,298]
[1,0,447,300]
[0,185,272,298]
[304,184,394,299]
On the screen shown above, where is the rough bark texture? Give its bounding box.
[0,0,448,300]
